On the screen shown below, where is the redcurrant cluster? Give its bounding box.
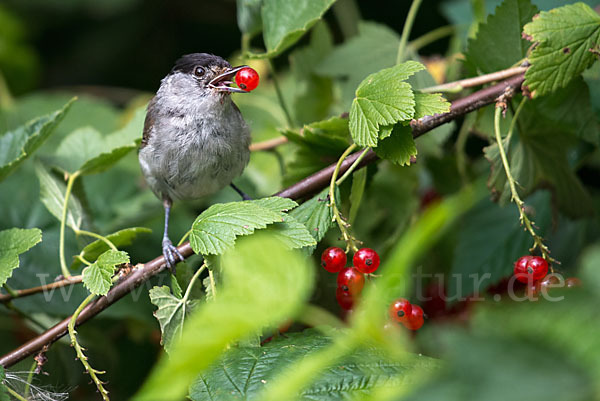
[389,298,424,330]
[321,247,380,310]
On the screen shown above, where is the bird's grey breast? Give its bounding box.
[139,88,250,201]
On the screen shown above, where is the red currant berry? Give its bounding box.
[235,67,259,91]
[389,298,412,323]
[353,248,380,274]
[321,247,347,273]
[337,267,365,296]
[514,256,548,283]
[336,287,354,310]
[403,304,424,331]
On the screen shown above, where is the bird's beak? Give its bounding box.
[208,66,249,93]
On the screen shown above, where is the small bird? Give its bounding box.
[139,53,251,269]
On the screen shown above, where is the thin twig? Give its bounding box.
[0,276,83,304]
[0,73,526,369]
[249,136,289,152]
[421,66,527,93]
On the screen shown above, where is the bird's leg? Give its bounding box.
[230,183,252,200]
[162,198,184,272]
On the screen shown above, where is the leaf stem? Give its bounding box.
[24,360,37,399]
[505,96,527,144]
[493,106,555,267]
[182,262,207,304]
[396,0,424,64]
[59,171,81,278]
[68,293,110,401]
[268,59,294,127]
[6,386,27,401]
[208,268,217,300]
[336,147,371,186]
[75,255,93,266]
[408,25,455,53]
[330,144,360,253]
[75,229,117,251]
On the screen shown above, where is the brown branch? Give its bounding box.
[0,276,83,304]
[0,72,525,369]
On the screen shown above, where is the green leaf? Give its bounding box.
[34,161,85,230]
[0,98,73,182]
[51,107,144,175]
[316,22,400,107]
[189,330,439,401]
[413,93,451,119]
[70,227,152,270]
[263,215,317,250]
[237,0,263,37]
[447,193,551,300]
[289,187,335,245]
[134,234,314,401]
[374,124,417,166]
[349,61,424,147]
[258,0,335,58]
[82,249,129,295]
[0,227,42,286]
[190,197,302,256]
[523,2,600,97]
[149,285,198,354]
[466,0,539,73]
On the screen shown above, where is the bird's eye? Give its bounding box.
[193,66,205,77]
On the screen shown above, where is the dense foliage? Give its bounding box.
[1,0,599,400]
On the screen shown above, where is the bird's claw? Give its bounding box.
[162,238,184,273]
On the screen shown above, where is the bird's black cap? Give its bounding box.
[171,53,231,75]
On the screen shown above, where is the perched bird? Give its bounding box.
[139,53,251,269]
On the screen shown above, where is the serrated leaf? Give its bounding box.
[0,98,73,182]
[484,110,594,218]
[190,198,298,256]
[82,249,129,295]
[349,61,424,147]
[316,22,400,108]
[414,93,451,119]
[466,0,538,73]
[52,108,144,175]
[135,234,314,401]
[448,193,551,300]
[71,227,152,269]
[0,227,42,286]
[149,286,198,354]
[289,187,335,245]
[34,161,85,230]
[374,124,417,166]
[264,215,317,249]
[257,0,335,58]
[189,330,439,401]
[524,2,600,97]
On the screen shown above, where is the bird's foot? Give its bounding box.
[162,238,184,273]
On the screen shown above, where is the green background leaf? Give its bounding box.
[135,234,314,401]
[259,0,335,58]
[0,227,41,286]
[0,98,73,181]
[466,0,538,73]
